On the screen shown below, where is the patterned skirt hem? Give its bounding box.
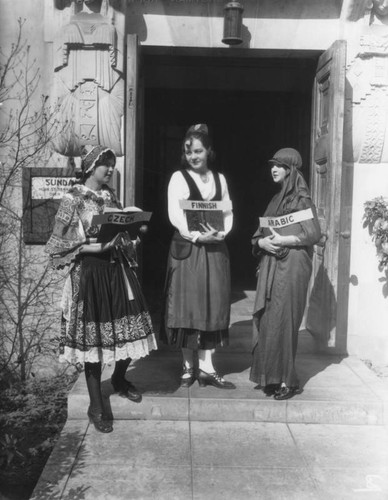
[59,336,158,365]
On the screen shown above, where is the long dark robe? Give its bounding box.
[249,167,321,388]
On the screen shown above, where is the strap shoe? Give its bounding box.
[111,376,142,403]
[180,365,196,388]
[197,369,236,389]
[87,408,113,433]
[274,386,301,400]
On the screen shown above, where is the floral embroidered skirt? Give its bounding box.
[59,253,157,365]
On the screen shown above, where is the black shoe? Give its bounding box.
[264,384,281,396]
[180,365,195,388]
[87,408,113,433]
[111,376,142,403]
[197,369,236,389]
[274,386,300,400]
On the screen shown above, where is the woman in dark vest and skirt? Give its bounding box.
[163,124,235,389]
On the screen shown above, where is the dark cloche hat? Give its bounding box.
[268,148,302,170]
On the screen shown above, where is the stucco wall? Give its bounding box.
[127,0,343,50]
[0,1,65,377]
[344,10,388,364]
[348,163,388,364]
[1,1,49,93]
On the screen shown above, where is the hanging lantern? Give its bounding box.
[222,2,244,46]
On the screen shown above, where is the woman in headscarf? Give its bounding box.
[250,148,321,400]
[46,145,157,432]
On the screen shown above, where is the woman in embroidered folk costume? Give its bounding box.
[163,124,235,389]
[46,145,157,432]
[250,148,321,400]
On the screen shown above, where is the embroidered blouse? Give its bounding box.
[45,184,121,269]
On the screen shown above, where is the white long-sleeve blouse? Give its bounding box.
[167,169,233,242]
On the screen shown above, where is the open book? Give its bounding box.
[91,206,152,242]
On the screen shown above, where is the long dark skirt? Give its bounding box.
[162,240,231,350]
[59,253,157,365]
[249,248,312,388]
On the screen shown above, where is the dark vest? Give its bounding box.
[169,169,222,260]
[180,169,222,202]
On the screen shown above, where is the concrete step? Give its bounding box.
[68,344,388,426]
[67,290,388,427]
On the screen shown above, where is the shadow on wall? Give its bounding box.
[306,262,337,350]
[296,336,346,390]
[378,268,388,298]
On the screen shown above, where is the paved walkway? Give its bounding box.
[31,419,388,499]
[31,292,388,499]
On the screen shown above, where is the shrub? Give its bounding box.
[363,196,388,270]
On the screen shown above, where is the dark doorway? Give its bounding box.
[140,51,316,296]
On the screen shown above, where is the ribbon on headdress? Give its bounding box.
[185,123,209,136]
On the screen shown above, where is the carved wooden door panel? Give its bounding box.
[125,34,143,207]
[306,40,350,353]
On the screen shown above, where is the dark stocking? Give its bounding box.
[85,362,103,414]
[112,358,131,385]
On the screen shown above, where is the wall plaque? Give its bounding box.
[23,167,75,244]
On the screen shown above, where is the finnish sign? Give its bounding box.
[179,200,232,211]
[178,200,232,233]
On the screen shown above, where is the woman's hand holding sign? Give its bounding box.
[198,223,225,244]
[259,227,301,254]
[258,228,282,254]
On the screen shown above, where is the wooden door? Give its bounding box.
[306,40,350,354]
[124,34,143,207]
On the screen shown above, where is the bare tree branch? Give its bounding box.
[0,19,63,382]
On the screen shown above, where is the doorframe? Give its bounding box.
[306,40,350,354]
[129,44,353,338]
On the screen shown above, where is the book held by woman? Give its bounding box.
[92,206,152,241]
